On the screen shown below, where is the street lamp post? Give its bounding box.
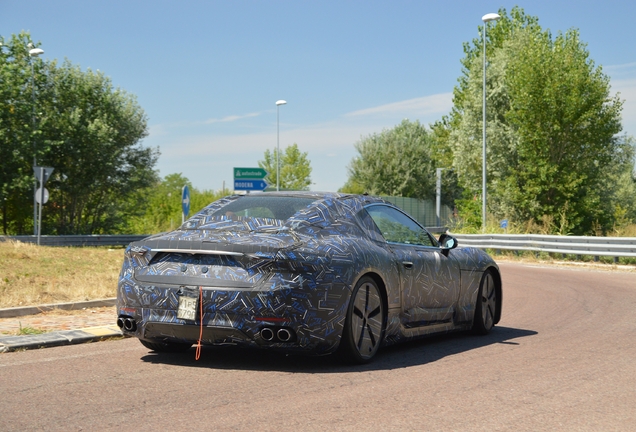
[436,168,444,227]
[275,100,287,191]
[481,13,500,232]
[29,45,44,236]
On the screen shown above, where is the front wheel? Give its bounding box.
[472,270,497,335]
[338,276,385,364]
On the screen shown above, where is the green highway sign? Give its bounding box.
[234,167,267,179]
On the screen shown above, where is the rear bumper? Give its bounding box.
[116,279,350,354]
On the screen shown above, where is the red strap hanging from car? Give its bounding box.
[195,285,203,360]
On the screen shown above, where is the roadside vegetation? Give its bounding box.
[448,199,636,237]
[2,8,635,239]
[16,324,46,335]
[341,7,636,236]
[0,240,122,308]
[259,143,312,191]
[448,210,636,266]
[1,32,158,236]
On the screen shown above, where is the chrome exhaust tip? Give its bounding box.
[123,318,137,332]
[260,327,274,341]
[277,328,292,342]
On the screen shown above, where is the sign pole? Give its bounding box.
[37,167,44,245]
[33,180,38,236]
[33,166,54,246]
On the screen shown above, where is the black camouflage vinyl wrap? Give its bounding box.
[117,192,500,355]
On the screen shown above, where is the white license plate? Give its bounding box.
[177,295,198,321]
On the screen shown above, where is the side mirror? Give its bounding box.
[438,233,458,256]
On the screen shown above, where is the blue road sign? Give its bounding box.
[234,180,268,191]
[500,219,509,229]
[182,185,190,217]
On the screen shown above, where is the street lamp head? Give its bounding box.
[482,13,501,23]
[276,100,287,106]
[29,48,44,57]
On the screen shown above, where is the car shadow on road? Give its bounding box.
[139,326,537,373]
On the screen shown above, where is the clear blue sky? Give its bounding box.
[2,0,635,192]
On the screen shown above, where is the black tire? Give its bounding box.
[139,339,192,353]
[338,276,385,364]
[472,270,497,335]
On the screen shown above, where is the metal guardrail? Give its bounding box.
[2,229,449,247]
[0,235,148,247]
[2,233,636,260]
[451,233,636,258]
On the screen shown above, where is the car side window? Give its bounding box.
[365,205,436,247]
[355,208,386,242]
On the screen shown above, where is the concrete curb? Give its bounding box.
[0,298,117,318]
[0,325,124,353]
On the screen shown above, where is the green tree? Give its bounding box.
[0,32,42,234]
[341,119,459,203]
[339,178,366,195]
[605,136,636,232]
[448,7,626,234]
[40,60,158,234]
[259,143,312,190]
[124,173,225,234]
[0,32,158,234]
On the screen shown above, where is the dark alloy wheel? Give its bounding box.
[139,339,192,353]
[472,270,497,335]
[338,276,385,364]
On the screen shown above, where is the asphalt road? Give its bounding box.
[1,262,634,431]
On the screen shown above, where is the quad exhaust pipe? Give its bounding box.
[260,327,275,341]
[259,326,296,343]
[277,328,292,342]
[116,315,294,342]
[117,316,137,332]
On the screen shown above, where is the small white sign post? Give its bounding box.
[33,166,54,245]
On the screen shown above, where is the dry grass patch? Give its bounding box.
[0,240,124,308]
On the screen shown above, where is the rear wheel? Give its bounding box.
[338,276,384,364]
[472,270,497,335]
[139,339,192,353]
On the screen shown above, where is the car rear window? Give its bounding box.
[210,196,317,221]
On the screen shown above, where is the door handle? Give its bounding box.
[402,261,413,269]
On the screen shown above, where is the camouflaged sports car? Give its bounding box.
[117,192,501,363]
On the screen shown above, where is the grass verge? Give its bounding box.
[17,324,46,335]
[0,240,124,309]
